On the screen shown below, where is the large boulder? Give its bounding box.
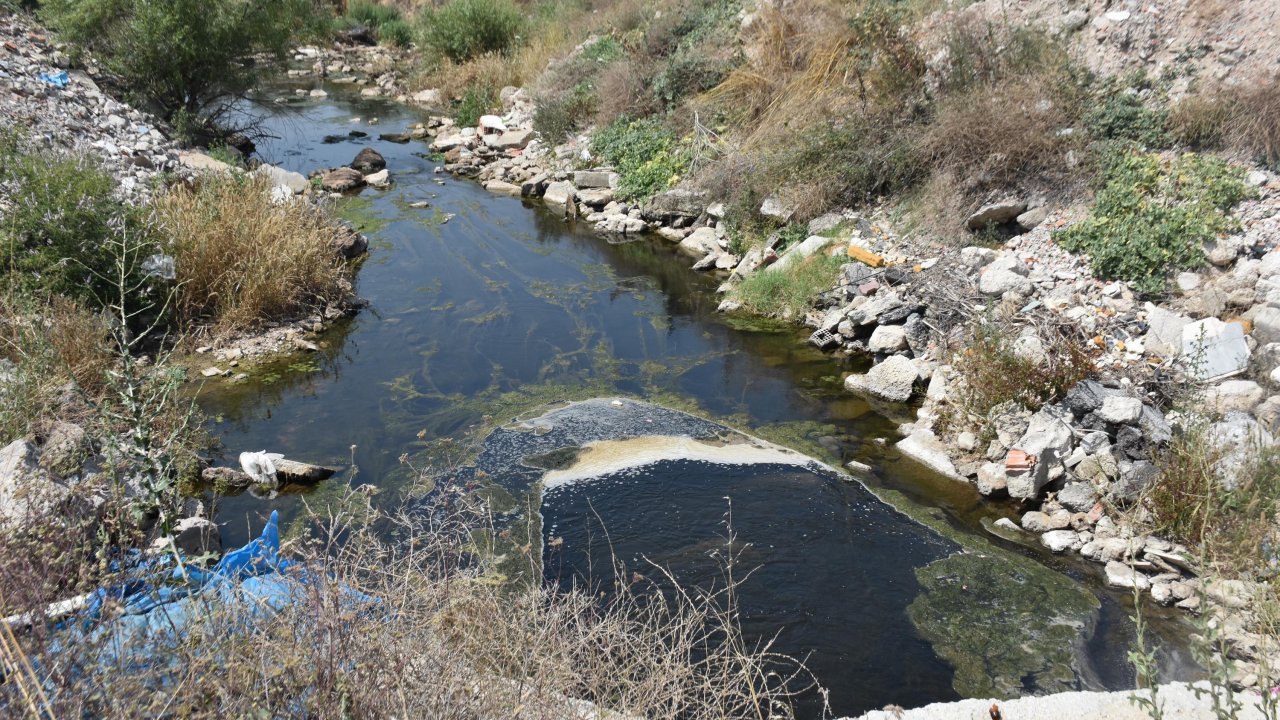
[966,200,1026,230]
[252,164,309,195]
[642,188,708,225]
[0,440,68,526]
[978,254,1032,296]
[39,422,90,478]
[320,167,365,192]
[1181,317,1250,379]
[844,355,918,402]
[492,129,534,150]
[678,227,721,257]
[350,147,386,174]
[542,181,577,209]
[867,324,908,353]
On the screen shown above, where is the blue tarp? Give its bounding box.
[37,70,69,87]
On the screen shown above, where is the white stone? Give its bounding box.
[844,354,918,403]
[1098,396,1143,424]
[896,428,962,480]
[1105,561,1151,590]
[251,164,308,194]
[759,196,794,222]
[364,169,391,188]
[1206,380,1265,414]
[1181,317,1250,379]
[542,181,577,208]
[867,324,908,353]
[1041,530,1079,553]
[769,236,833,273]
[1143,303,1191,357]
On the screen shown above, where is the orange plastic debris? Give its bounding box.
[847,246,885,267]
[1006,449,1036,473]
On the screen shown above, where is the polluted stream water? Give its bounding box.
[196,81,1197,717]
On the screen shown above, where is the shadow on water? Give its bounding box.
[196,80,1197,717]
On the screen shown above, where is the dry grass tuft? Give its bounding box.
[154,175,353,339]
[1172,80,1280,169]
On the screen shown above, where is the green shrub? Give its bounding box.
[582,36,624,63]
[1085,75,1171,148]
[417,0,524,62]
[1057,151,1252,293]
[378,18,414,48]
[590,117,689,201]
[0,137,155,312]
[347,0,400,28]
[41,0,321,136]
[454,83,497,127]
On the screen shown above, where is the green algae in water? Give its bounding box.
[908,551,1099,699]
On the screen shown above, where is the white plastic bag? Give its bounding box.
[239,450,285,487]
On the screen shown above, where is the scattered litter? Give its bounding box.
[239,450,284,487]
[141,253,176,280]
[38,69,68,87]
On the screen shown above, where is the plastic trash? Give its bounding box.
[38,70,69,87]
[240,450,284,487]
[141,253,176,281]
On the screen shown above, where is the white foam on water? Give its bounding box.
[541,435,812,489]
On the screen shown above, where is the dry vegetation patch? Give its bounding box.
[154,176,354,339]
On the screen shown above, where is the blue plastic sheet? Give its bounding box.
[38,70,69,87]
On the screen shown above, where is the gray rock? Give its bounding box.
[573,170,619,189]
[350,147,386,174]
[320,167,364,192]
[1205,379,1265,415]
[1137,405,1173,445]
[989,401,1032,448]
[867,324,908,353]
[896,428,962,479]
[1016,206,1049,231]
[1109,460,1159,505]
[759,196,794,222]
[0,440,67,526]
[966,200,1026,230]
[678,227,722,257]
[978,255,1032,296]
[642,188,708,224]
[1207,413,1277,489]
[39,422,90,478]
[1098,396,1143,424]
[1181,317,1251,379]
[1250,305,1280,345]
[958,246,996,269]
[364,168,391,188]
[170,516,221,557]
[1057,482,1098,513]
[770,235,833,273]
[1143,304,1191,358]
[492,129,534,150]
[844,354,918,403]
[1063,380,1112,416]
[577,188,614,207]
[484,179,521,196]
[542,180,577,208]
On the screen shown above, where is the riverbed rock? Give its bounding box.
[168,516,222,557]
[364,168,391,188]
[895,428,962,479]
[642,188,708,225]
[1105,561,1151,590]
[1205,379,1266,414]
[975,462,1008,495]
[543,181,577,209]
[177,151,232,174]
[320,167,365,192]
[978,254,1032,296]
[275,459,338,485]
[333,227,369,259]
[678,227,722,257]
[844,355,918,402]
[492,129,534,150]
[867,324,908,353]
[1041,530,1079,553]
[484,179,521,196]
[1057,482,1098,513]
[350,147,386,174]
[1143,304,1191,357]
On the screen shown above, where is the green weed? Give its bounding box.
[730,252,845,320]
[590,116,690,201]
[1057,151,1252,293]
[416,0,524,62]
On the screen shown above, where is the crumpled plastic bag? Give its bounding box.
[38,70,69,87]
[239,450,285,487]
[141,253,176,280]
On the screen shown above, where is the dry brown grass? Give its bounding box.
[1172,80,1280,168]
[153,175,353,339]
[594,57,658,127]
[1,478,819,719]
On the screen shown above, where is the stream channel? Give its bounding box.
[197,81,1195,717]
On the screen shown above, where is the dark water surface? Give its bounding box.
[198,83,1190,717]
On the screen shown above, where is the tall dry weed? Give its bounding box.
[153,175,352,338]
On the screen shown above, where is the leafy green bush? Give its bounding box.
[454,83,497,127]
[590,117,689,201]
[378,18,414,48]
[1085,75,1171,148]
[417,0,524,62]
[582,36,624,63]
[0,137,154,311]
[1057,151,1253,293]
[347,0,400,28]
[41,0,320,136]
